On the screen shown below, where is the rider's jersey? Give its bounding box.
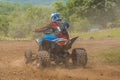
[35,21,69,39]
[49,21,69,39]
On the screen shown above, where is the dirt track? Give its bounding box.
[0,38,120,80]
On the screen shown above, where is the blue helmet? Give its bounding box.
[51,12,61,22]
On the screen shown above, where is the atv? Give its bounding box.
[24,36,87,68]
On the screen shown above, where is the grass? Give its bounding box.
[89,47,120,65]
[69,28,120,39]
[0,36,31,40]
[1,28,120,40]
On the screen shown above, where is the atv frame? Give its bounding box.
[25,37,87,68]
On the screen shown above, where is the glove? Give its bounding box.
[64,21,69,29]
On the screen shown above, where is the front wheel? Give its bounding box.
[71,48,87,67]
[24,49,33,64]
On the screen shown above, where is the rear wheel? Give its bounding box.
[71,48,87,67]
[37,51,50,68]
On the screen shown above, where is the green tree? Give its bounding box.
[55,0,120,29]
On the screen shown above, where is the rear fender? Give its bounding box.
[41,36,79,50]
[65,36,79,49]
[42,39,59,51]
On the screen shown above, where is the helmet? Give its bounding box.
[51,12,61,22]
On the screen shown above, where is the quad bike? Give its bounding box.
[24,36,87,68]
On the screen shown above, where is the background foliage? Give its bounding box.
[0,0,120,39]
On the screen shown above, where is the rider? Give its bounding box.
[34,12,69,48]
